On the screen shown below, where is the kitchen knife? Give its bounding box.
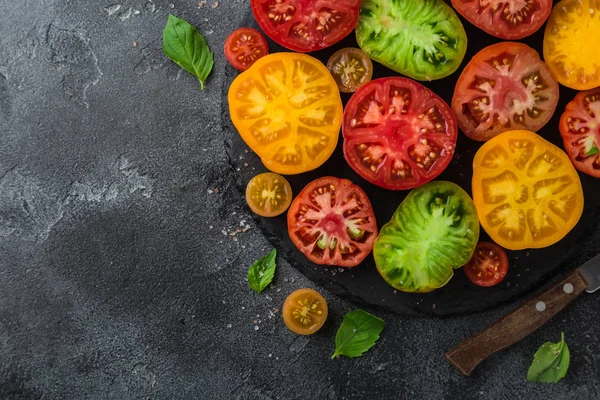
[445,253,600,376]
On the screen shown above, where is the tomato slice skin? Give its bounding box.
[543,0,600,90]
[559,90,600,178]
[282,288,328,335]
[463,242,509,287]
[472,130,584,250]
[342,77,457,191]
[451,0,552,40]
[228,52,343,175]
[452,42,559,142]
[327,48,373,93]
[224,28,269,71]
[287,176,378,267]
[250,0,361,53]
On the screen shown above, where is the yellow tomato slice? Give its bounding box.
[543,0,600,90]
[282,288,328,335]
[472,130,584,250]
[245,172,292,217]
[228,53,343,175]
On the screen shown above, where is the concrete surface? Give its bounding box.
[0,0,598,399]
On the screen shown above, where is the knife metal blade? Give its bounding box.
[579,253,600,293]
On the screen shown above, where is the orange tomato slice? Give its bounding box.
[472,130,584,250]
[282,288,328,335]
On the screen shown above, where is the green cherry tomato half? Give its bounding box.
[373,181,480,293]
[327,48,373,93]
[245,172,292,217]
[356,0,467,81]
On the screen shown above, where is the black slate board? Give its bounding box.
[222,5,600,316]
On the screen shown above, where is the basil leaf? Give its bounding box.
[527,332,570,383]
[331,309,385,359]
[586,146,599,156]
[162,14,214,90]
[247,249,277,294]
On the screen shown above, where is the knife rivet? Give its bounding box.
[563,283,574,294]
[535,301,546,312]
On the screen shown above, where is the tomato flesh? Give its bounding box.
[544,0,600,90]
[250,0,360,52]
[463,242,509,287]
[472,130,584,250]
[228,53,343,175]
[452,0,552,40]
[327,48,373,93]
[245,172,292,217]
[343,77,457,190]
[287,177,378,267]
[224,28,268,71]
[559,89,600,178]
[452,42,559,142]
[282,288,328,335]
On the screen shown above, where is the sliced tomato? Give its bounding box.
[282,288,328,335]
[559,89,600,178]
[452,42,559,142]
[451,0,552,40]
[327,47,373,93]
[287,176,378,267]
[224,28,268,71]
[250,0,361,53]
[463,242,509,287]
[342,77,457,191]
[246,172,293,217]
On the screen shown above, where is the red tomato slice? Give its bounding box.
[287,177,378,267]
[224,28,268,71]
[452,0,552,40]
[463,242,509,287]
[250,0,361,53]
[452,42,559,142]
[342,77,457,191]
[559,89,600,178]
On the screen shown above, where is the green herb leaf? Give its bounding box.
[162,14,214,90]
[247,249,277,294]
[527,332,570,383]
[586,146,599,156]
[331,310,385,359]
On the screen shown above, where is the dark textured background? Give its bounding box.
[0,0,598,399]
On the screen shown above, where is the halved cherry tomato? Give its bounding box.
[472,130,584,250]
[452,42,559,142]
[228,53,343,175]
[287,177,378,267]
[463,242,509,287]
[250,0,361,53]
[451,0,552,40]
[224,28,268,71]
[282,288,328,335]
[327,48,373,93]
[544,0,600,90]
[246,172,292,217]
[559,90,600,178]
[342,77,457,191]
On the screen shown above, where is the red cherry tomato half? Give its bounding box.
[452,0,552,40]
[287,176,378,267]
[463,242,509,287]
[250,0,361,52]
[559,89,600,178]
[342,77,457,191]
[224,28,268,71]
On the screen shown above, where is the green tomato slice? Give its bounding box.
[373,181,480,293]
[356,0,467,81]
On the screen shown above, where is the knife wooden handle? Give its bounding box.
[445,269,588,376]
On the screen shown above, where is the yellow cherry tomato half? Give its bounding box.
[543,0,600,90]
[228,52,343,175]
[245,172,292,217]
[327,47,373,93]
[282,288,328,335]
[472,130,584,250]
